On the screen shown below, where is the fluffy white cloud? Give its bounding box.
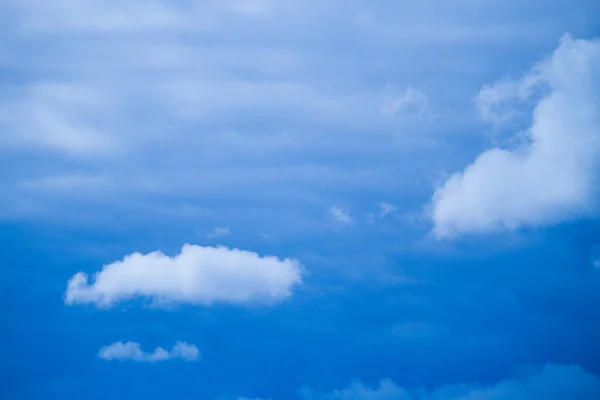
[65,244,302,307]
[430,35,600,238]
[299,364,600,400]
[98,341,199,362]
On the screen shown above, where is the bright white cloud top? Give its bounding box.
[65,244,303,307]
[431,35,600,238]
[98,341,199,362]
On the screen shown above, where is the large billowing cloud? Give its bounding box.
[65,244,302,307]
[299,364,600,399]
[430,35,600,238]
[98,341,199,362]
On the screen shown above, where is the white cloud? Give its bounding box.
[206,227,231,239]
[328,206,353,225]
[430,35,600,238]
[169,341,201,361]
[65,244,302,307]
[98,341,199,362]
[366,203,399,223]
[299,364,600,400]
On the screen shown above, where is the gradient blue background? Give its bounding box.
[2,1,600,399]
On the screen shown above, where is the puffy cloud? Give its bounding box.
[430,35,600,238]
[65,244,302,307]
[98,341,199,362]
[328,207,353,225]
[299,364,600,400]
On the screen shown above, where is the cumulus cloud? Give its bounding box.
[328,206,353,225]
[299,364,600,400]
[430,35,600,238]
[98,341,199,362]
[65,244,302,307]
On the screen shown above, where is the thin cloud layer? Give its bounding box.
[0,0,552,228]
[206,227,231,239]
[328,207,353,225]
[299,364,600,400]
[65,244,302,307]
[430,35,600,238]
[98,341,199,362]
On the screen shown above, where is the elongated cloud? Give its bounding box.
[98,341,199,362]
[430,35,600,238]
[65,244,302,307]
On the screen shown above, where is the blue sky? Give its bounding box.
[2,1,600,399]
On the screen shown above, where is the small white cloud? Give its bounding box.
[169,341,200,361]
[328,206,353,225]
[366,203,398,223]
[98,341,199,362]
[65,244,302,307]
[206,227,230,239]
[430,35,600,238]
[593,258,600,270]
